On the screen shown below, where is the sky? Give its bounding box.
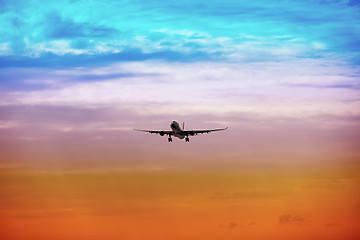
[0,0,360,239]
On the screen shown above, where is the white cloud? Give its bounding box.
[2,59,359,119]
[24,40,87,57]
[0,121,19,129]
[0,42,13,56]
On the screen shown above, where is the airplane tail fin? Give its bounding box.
[183,122,185,130]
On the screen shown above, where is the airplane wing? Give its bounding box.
[134,129,173,136]
[183,127,228,136]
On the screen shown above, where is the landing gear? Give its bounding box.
[185,137,189,142]
[168,137,173,142]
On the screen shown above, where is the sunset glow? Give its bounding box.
[1,0,360,239]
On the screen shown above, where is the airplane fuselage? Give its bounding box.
[170,121,185,139]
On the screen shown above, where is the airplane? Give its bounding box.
[134,120,228,142]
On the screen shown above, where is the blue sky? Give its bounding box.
[1,0,359,65]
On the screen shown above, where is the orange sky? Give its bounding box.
[1,107,359,239]
[1,104,360,239]
[1,164,359,240]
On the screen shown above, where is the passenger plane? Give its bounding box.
[134,120,228,142]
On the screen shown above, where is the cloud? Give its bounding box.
[45,12,118,39]
[303,179,347,190]
[220,222,238,229]
[1,0,359,64]
[287,83,360,90]
[0,209,75,219]
[212,189,292,199]
[219,221,256,229]
[325,223,341,227]
[0,49,211,68]
[227,222,238,228]
[0,104,124,124]
[0,64,162,91]
[279,214,310,225]
[2,59,358,121]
